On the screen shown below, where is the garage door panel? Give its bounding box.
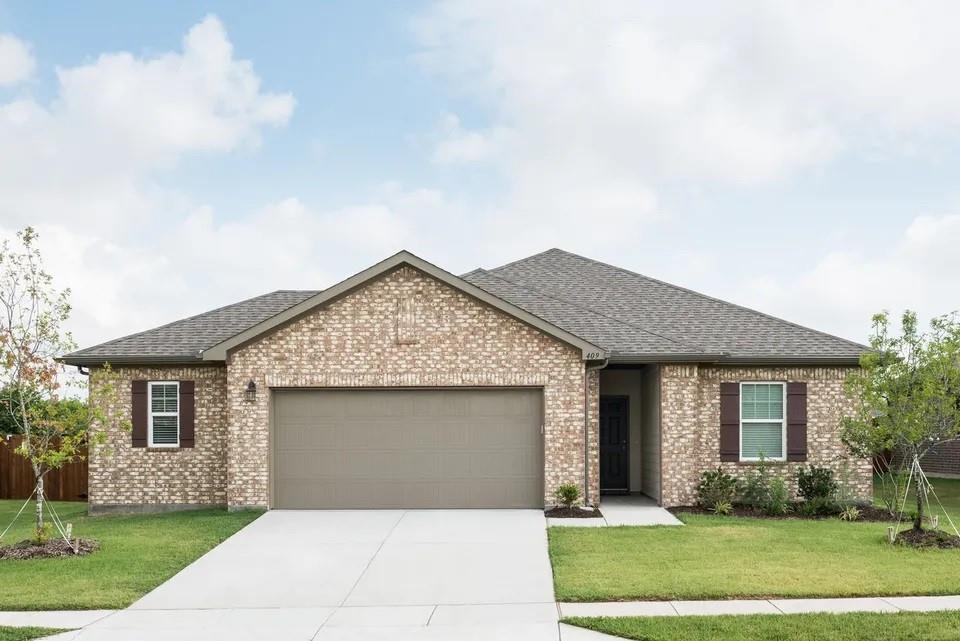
[273,389,543,509]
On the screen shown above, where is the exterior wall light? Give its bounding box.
[244,380,257,403]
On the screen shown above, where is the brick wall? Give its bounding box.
[922,440,960,477]
[88,365,228,509]
[226,265,594,508]
[659,364,872,507]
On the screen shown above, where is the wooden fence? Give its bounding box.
[0,435,88,501]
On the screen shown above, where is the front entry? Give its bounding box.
[599,395,629,493]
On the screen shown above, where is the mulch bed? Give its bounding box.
[0,538,99,560]
[895,528,960,550]
[545,506,604,518]
[669,504,898,522]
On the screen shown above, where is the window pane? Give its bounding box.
[151,415,178,445]
[741,383,783,420]
[742,422,783,459]
[151,383,179,413]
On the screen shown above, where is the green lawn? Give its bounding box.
[0,501,261,610]
[550,477,960,602]
[0,628,65,641]
[877,475,960,525]
[564,612,960,641]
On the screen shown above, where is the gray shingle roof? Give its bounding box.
[62,248,866,365]
[62,290,319,364]
[462,249,866,362]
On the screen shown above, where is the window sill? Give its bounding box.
[145,446,183,452]
[735,460,789,466]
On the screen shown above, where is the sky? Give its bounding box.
[1,0,959,353]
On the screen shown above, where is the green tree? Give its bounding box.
[842,310,960,531]
[0,227,114,540]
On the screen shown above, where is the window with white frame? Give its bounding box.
[740,382,785,461]
[148,381,179,447]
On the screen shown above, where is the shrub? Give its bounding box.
[696,467,738,511]
[840,506,861,521]
[796,466,838,502]
[763,478,791,516]
[554,483,581,508]
[712,500,733,516]
[740,456,771,507]
[797,495,840,518]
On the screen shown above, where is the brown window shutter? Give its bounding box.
[719,382,740,462]
[179,381,195,448]
[786,382,807,461]
[131,380,148,448]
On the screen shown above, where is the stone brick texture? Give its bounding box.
[226,265,595,508]
[659,364,872,507]
[88,365,227,507]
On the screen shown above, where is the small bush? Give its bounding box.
[797,495,840,517]
[740,457,771,507]
[696,467,738,511]
[839,506,861,521]
[764,478,791,516]
[712,500,734,515]
[796,466,838,501]
[554,483,582,508]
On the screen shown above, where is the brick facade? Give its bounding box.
[659,364,872,507]
[84,274,868,513]
[88,365,227,509]
[225,265,595,508]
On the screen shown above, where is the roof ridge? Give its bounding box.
[66,289,318,357]
[472,269,709,354]
[481,248,562,274]
[540,248,870,352]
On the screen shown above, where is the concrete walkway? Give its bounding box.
[558,595,960,617]
[548,495,683,527]
[8,596,960,640]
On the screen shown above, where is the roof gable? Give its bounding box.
[200,251,607,362]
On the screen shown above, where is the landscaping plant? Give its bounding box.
[842,310,960,532]
[695,467,738,512]
[840,506,862,522]
[739,456,771,508]
[555,483,582,508]
[763,478,791,516]
[0,228,122,542]
[796,466,838,502]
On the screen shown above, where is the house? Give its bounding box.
[61,249,871,512]
[921,441,960,477]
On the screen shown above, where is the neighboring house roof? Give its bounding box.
[462,248,866,363]
[61,248,866,367]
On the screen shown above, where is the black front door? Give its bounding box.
[600,396,629,493]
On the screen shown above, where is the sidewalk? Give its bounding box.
[4,596,960,640]
[558,595,960,617]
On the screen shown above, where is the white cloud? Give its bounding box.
[431,113,507,164]
[413,0,960,192]
[0,15,294,234]
[737,214,960,341]
[0,34,34,86]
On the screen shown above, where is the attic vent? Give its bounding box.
[396,295,420,345]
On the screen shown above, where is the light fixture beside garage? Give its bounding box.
[244,380,257,403]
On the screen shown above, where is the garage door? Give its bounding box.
[272,388,544,509]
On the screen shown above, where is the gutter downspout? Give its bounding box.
[584,358,609,507]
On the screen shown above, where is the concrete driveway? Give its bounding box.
[59,509,562,640]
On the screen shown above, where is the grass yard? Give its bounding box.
[550,477,960,602]
[0,501,261,610]
[564,611,960,641]
[878,475,960,525]
[0,628,65,641]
